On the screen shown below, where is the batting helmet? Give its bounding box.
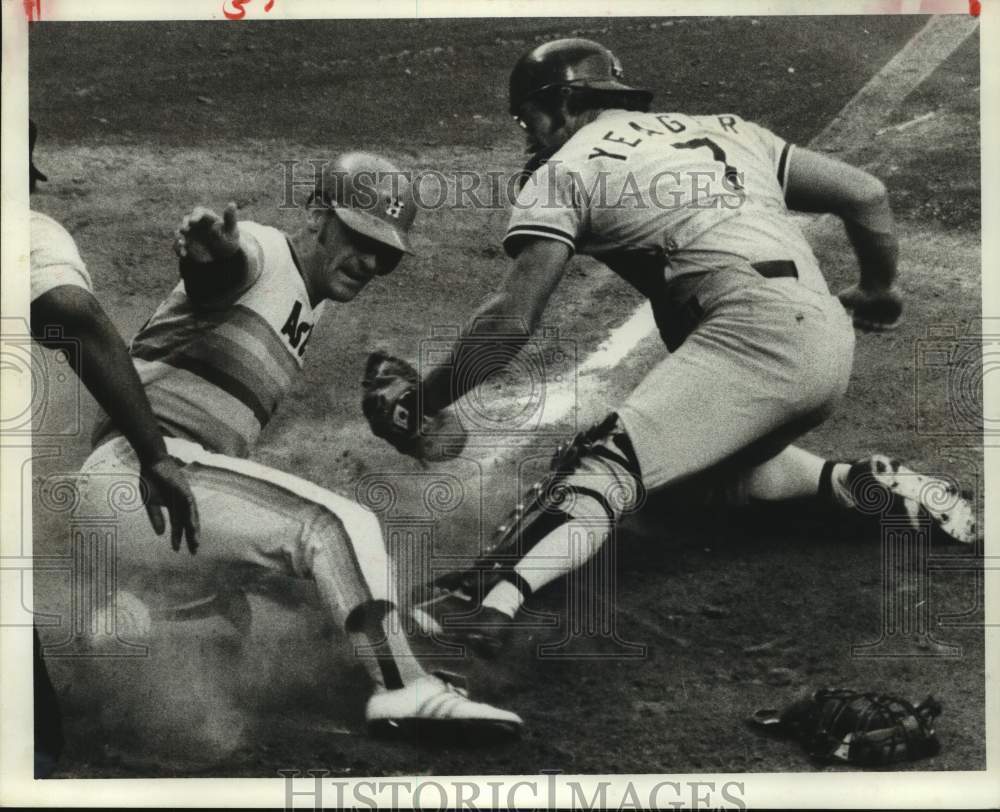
[312,152,416,254]
[508,38,652,115]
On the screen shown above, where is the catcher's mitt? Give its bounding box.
[361,350,466,461]
[750,688,942,766]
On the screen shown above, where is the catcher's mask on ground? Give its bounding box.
[310,151,416,257]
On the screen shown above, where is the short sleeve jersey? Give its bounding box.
[505,111,827,294]
[30,211,94,301]
[94,222,324,458]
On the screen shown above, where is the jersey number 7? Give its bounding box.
[672,138,744,191]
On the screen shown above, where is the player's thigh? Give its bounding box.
[618,291,852,490]
[78,438,367,582]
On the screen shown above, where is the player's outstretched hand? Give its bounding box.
[837,284,903,332]
[174,201,241,263]
[142,457,201,555]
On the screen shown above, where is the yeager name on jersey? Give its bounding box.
[585,113,742,162]
[505,110,828,289]
[516,114,757,215]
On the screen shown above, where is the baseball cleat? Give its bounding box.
[366,672,523,743]
[845,455,977,544]
[412,590,515,660]
[409,587,477,637]
[443,605,514,660]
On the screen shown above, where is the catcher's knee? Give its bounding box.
[434,414,644,600]
[491,413,645,561]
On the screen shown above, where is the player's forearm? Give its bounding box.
[835,169,898,291]
[844,218,898,292]
[31,288,168,466]
[420,292,533,415]
[783,147,898,291]
[421,239,567,414]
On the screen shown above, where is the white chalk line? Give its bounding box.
[459,13,979,461]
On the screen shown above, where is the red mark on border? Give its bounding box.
[223,0,275,20]
[969,0,980,16]
[223,0,247,19]
[23,0,41,22]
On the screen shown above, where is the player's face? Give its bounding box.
[514,99,570,154]
[317,213,402,302]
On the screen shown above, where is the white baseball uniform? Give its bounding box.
[507,111,855,491]
[80,222,401,666]
[30,211,93,301]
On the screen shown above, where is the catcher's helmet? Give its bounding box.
[312,152,416,254]
[508,38,652,115]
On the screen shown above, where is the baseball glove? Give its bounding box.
[361,350,467,461]
[750,688,942,766]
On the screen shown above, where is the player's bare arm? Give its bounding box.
[174,201,262,306]
[420,237,572,415]
[30,285,200,554]
[784,146,903,331]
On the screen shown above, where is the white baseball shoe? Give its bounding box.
[366,672,523,742]
[845,455,977,544]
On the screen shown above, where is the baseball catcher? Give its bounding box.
[363,37,977,662]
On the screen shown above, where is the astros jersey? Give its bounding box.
[30,211,94,301]
[96,222,324,458]
[505,111,828,294]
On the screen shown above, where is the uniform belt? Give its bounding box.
[654,260,798,352]
[750,259,798,280]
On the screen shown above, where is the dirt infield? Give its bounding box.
[26,17,983,777]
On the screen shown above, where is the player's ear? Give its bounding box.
[307,205,327,233]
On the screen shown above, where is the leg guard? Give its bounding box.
[434,413,644,601]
